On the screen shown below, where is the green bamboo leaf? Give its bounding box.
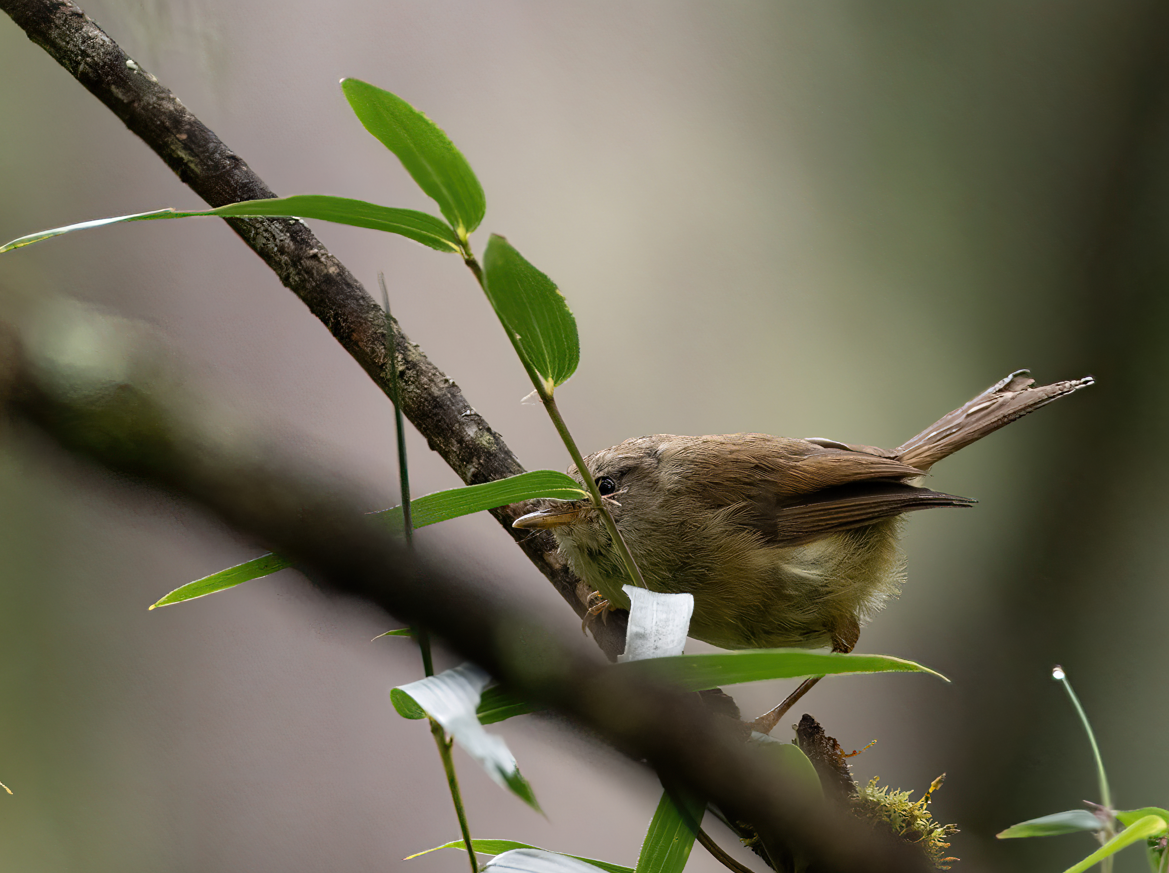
[149,553,292,609]
[635,786,706,873]
[1,197,462,254]
[341,78,485,240]
[392,683,541,725]
[477,685,544,725]
[151,471,584,608]
[1060,814,1167,873]
[619,649,946,692]
[372,628,414,639]
[405,840,631,873]
[997,809,1106,839]
[379,471,586,532]
[392,664,540,812]
[483,235,580,390]
[1,209,175,252]
[1117,808,1169,828]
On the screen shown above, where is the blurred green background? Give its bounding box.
[1,2,1166,871]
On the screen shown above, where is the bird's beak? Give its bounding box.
[512,503,583,530]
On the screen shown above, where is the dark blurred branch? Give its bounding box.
[0,309,933,873]
[0,0,626,658]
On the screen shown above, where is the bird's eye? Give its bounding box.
[596,476,617,496]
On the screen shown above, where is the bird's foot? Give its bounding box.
[580,591,612,634]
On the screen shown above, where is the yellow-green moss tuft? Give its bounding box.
[853,776,959,869]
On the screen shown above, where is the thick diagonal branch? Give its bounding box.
[0,0,626,658]
[0,313,933,873]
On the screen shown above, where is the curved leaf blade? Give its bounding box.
[377,470,587,533]
[0,209,176,252]
[341,78,485,239]
[151,472,584,608]
[1117,807,1169,828]
[200,196,461,251]
[483,235,580,389]
[997,809,1106,839]
[2,197,461,254]
[477,685,544,725]
[619,649,947,691]
[1060,814,1168,873]
[149,553,292,608]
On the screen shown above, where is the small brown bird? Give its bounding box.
[515,370,1092,658]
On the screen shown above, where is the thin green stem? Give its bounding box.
[1053,666,1111,810]
[462,255,645,591]
[379,274,433,675]
[1053,665,1114,873]
[382,275,465,864]
[431,717,478,873]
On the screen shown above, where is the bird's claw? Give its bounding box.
[580,592,612,634]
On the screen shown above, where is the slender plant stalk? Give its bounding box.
[430,719,477,873]
[1053,665,1114,873]
[463,255,647,591]
[1053,666,1111,809]
[696,828,756,873]
[382,275,472,871]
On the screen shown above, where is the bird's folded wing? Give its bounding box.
[769,482,975,547]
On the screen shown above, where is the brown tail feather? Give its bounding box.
[894,369,1094,471]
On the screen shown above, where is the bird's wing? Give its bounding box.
[769,481,974,546]
[669,435,972,547]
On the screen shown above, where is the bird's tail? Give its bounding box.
[894,370,1094,471]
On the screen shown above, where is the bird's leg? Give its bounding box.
[580,591,612,634]
[749,620,859,735]
[749,676,823,735]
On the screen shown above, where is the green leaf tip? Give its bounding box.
[620,649,946,692]
[151,471,582,610]
[341,78,485,240]
[997,809,1106,839]
[2,198,462,255]
[482,235,580,389]
[151,552,293,608]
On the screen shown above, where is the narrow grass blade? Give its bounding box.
[1,197,461,254]
[149,553,291,608]
[619,649,946,691]
[151,471,584,608]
